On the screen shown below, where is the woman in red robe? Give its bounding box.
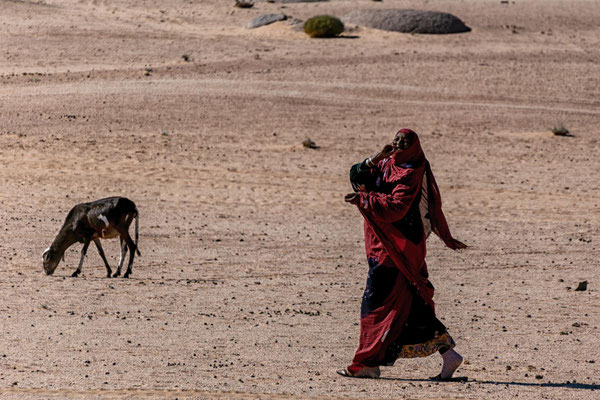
[339,129,467,380]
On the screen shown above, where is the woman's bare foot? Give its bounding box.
[355,366,380,378]
[337,366,380,379]
[440,349,463,379]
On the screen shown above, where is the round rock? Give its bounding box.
[342,9,470,34]
[246,13,288,29]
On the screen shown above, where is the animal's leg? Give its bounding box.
[72,238,91,277]
[113,238,127,278]
[134,209,140,256]
[122,234,137,279]
[93,239,112,278]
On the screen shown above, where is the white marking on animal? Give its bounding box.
[98,214,109,227]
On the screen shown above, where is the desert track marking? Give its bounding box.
[1,79,599,116]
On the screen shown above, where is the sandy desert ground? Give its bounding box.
[1,0,599,399]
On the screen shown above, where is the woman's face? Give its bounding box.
[392,132,413,151]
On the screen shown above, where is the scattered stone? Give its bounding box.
[552,125,573,136]
[235,0,254,8]
[246,13,288,29]
[342,9,471,34]
[302,138,319,149]
[575,281,588,291]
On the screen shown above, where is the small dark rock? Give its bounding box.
[235,0,254,8]
[302,138,319,149]
[575,281,588,291]
[552,126,573,136]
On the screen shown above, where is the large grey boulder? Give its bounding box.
[246,13,288,29]
[342,9,470,34]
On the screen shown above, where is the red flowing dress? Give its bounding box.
[347,130,463,374]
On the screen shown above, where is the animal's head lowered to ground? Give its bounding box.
[42,247,60,275]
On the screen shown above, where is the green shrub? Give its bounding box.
[304,15,344,38]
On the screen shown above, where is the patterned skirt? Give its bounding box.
[382,293,455,364]
[360,260,455,366]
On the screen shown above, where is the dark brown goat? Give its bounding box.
[43,197,140,278]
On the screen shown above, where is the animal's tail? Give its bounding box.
[135,207,141,256]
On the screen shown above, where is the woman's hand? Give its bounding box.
[373,144,395,163]
[366,144,396,167]
[450,239,468,251]
[379,144,396,159]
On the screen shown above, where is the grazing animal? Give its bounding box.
[42,197,140,278]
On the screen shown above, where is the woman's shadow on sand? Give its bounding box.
[380,377,600,391]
